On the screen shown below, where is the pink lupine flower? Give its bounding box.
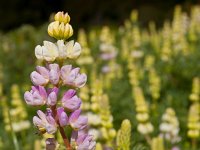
[74,73,87,88]
[71,131,96,150]
[36,66,50,79]
[49,64,60,85]
[62,89,81,111]
[47,87,59,106]
[31,64,61,86]
[100,51,117,60]
[30,67,49,86]
[33,110,57,134]
[69,109,88,130]
[60,65,77,85]
[57,107,68,127]
[60,65,87,88]
[24,86,47,106]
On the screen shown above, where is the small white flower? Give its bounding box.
[35,40,81,61]
[66,40,81,59]
[57,40,68,59]
[35,41,59,61]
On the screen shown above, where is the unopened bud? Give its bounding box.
[48,21,73,40]
[55,12,70,24]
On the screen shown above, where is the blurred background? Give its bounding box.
[0,0,200,150]
[0,0,199,31]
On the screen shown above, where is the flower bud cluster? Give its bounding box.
[148,68,161,101]
[77,29,93,65]
[48,12,73,40]
[116,119,131,150]
[151,137,164,150]
[99,26,122,89]
[128,60,142,87]
[189,77,200,102]
[133,87,154,135]
[172,6,189,55]
[161,21,172,61]
[79,84,90,111]
[187,103,200,138]
[86,79,116,148]
[187,77,200,139]
[99,94,116,145]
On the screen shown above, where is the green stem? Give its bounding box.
[7,109,20,150]
[192,139,196,150]
[58,126,72,150]
[145,134,152,145]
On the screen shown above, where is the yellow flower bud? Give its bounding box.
[136,113,149,122]
[109,128,116,138]
[48,21,73,40]
[54,12,70,24]
[58,22,65,37]
[151,137,164,150]
[137,123,154,135]
[64,23,73,39]
[187,130,200,138]
[102,121,112,128]
[189,94,199,101]
[101,127,109,140]
[95,143,103,150]
[136,105,148,112]
[116,119,131,150]
[91,103,99,112]
[48,21,59,37]
[188,122,200,129]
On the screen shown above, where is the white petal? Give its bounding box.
[33,116,43,127]
[57,40,67,59]
[66,40,74,57]
[72,42,81,58]
[43,41,59,61]
[37,110,48,123]
[35,45,44,60]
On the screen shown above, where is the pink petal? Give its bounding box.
[62,89,76,101]
[24,91,33,105]
[69,109,81,123]
[47,92,57,106]
[61,65,72,78]
[62,95,81,111]
[37,110,47,123]
[36,66,49,79]
[31,71,47,86]
[33,116,43,126]
[75,74,87,88]
[38,86,47,99]
[49,64,60,85]
[57,107,68,127]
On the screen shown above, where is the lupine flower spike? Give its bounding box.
[24,12,95,150]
